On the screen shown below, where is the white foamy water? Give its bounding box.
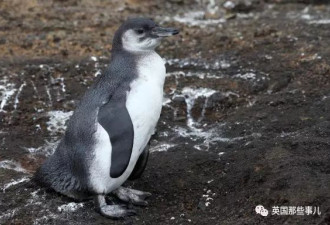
[13,82,26,110]
[24,110,73,156]
[30,80,39,98]
[33,213,58,225]
[0,160,27,173]
[151,143,176,153]
[2,177,30,193]
[26,189,43,205]
[0,77,17,112]
[174,125,244,151]
[45,86,52,107]
[167,87,246,150]
[234,72,256,80]
[91,56,103,77]
[223,1,235,9]
[162,97,172,106]
[159,87,242,151]
[301,14,313,20]
[202,189,215,207]
[94,69,102,77]
[0,209,18,223]
[47,110,73,136]
[180,87,217,127]
[57,202,84,213]
[166,58,231,70]
[58,77,66,93]
[309,19,330,24]
[172,11,225,27]
[24,140,60,157]
[166,71,224,80]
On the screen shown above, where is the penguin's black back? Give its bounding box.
[35,49,139,194]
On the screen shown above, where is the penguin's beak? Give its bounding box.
[152,27,180,37]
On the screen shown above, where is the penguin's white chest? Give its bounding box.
[89,52,166,194]
[126,53,166,155]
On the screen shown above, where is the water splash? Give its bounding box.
[201,189,215,207]
[223,1,235,9]
[167,71,224,80]
[234,72,256,80]
[91,56,102,77]
[309,19,330,24]
[174,125,244,151]
[47,111,73,136]
[13,82,26,110]
[24,140,60,157]
[181,87,217,127]
[151,143,176,153]
[0,160,27,173]
[57,202,84,213]
[24,111,73,156]
[166,58,231,70]
[94,70,102,77]
[2,177,30,193]
[168,87,244,150]
[26,189,43,205]
[172,11,225,27]
[172,87,219,150]
[0,77,17,112]
[0,209,18,223]
[30,80,39,98]
[45,86,52,107]
[33,213,58,225]
[58,77,66,93]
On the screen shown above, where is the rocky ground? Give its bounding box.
[0,0,330,224]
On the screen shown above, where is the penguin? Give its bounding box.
[34,18,179,218]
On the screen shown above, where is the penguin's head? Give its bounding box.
[112,18,179,52]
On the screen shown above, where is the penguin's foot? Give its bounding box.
[113,187,152,206]
[95,195,136,219]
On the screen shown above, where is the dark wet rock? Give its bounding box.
[21,40,33,49]
[197,201,207,211]
[172,96,186,103]
[0,38,6,45]
[167,0,185,3]
[309,121,330,137]
[254,26,278,38]
[250,81,269,94]
[206,92,228,108]
[267,74,291,93]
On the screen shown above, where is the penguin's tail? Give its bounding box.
[33,164,51,188]
[33,157,88,197]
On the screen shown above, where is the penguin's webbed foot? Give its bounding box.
[113,186,152,206]
[95,195,136,219]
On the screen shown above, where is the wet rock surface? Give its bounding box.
[0,0,330,224]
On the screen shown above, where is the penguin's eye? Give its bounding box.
[135,29,144,35]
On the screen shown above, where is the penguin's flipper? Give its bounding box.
[113,187,152,206]
[98,103,134,178]
[95,195,136,218]
[128,143,150,180]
